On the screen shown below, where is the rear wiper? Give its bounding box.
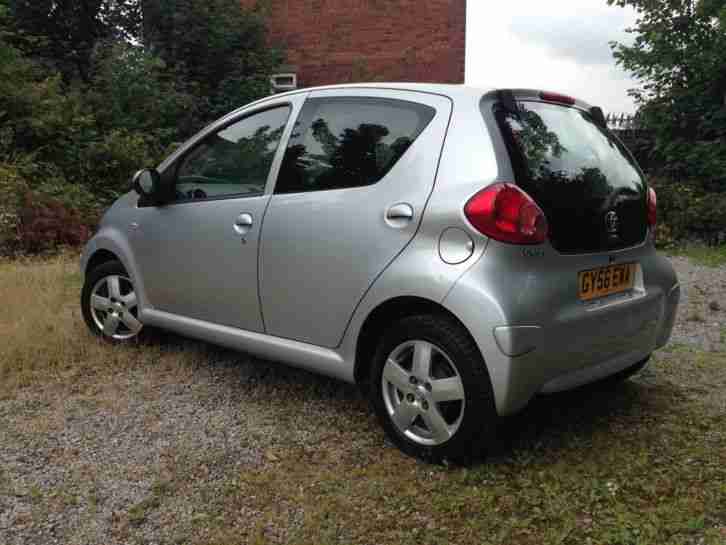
[590,106,607,129]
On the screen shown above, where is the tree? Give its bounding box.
[143,0,282,120]
[608,0,726,188]
[5,0,141,82]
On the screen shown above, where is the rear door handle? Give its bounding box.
[386,203,414,220]
[233,213,254,235]
[385,203,414,228]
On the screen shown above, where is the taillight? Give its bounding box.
[539,91,576,105]
[647,187,657,227]
[464,183,548,245]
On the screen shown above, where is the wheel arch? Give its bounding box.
[353,295,483,389]
[85,248,121,276]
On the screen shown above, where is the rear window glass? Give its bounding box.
[498,102,644,195]
[275,97,435,194]
[494,100,647,253]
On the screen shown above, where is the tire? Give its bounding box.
[596,356,651,387]
[81,260,146,344]
[369,314,498,463]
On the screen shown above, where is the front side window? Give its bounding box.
[174,106,291,201]
[275,97,435,194]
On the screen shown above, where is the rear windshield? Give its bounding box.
[495,100,647,253]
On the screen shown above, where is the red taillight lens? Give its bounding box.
[539,91,576,105]
[464,183,548,244]
[647,187,657,227]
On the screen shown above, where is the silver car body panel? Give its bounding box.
[259,88,453,347]
[81,83,680,416]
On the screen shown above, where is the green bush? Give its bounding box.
[0,161,101,255]
[0,0,281,254]
[650,177,726,248]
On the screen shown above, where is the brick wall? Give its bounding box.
[240,0,466,87]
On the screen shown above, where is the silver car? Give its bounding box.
[80,84,680,461]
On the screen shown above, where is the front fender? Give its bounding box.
[80,192,151,312]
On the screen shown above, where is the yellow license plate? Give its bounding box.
[578,263,636,301]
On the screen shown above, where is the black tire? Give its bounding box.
[369,314,498,463]
[81,260,147,344]
[595,356,651,387]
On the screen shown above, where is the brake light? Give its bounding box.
[464,183,548,244]
[647,186,657,227]
[539,91,576,105]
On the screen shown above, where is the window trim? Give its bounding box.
[162,103,294,206]
[272,96,437,196]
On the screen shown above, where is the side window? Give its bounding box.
[275,97,435,194]
[174,106,290,201]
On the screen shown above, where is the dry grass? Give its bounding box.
[1,255,725,545]
[0,253,199,397]
[670,244,726,268]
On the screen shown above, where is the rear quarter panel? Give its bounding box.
[338,90,502,371]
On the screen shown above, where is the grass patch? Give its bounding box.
[0,253,206,397]
[669,244,726,267]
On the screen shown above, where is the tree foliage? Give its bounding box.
[144,0,280,118]
[0,0,282,253]
[608,0,726,188]
[6,0,141,82]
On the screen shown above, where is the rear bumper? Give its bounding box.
[443,242,680,416]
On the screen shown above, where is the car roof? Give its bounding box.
[247,82,595,111]
[244,82,491,106]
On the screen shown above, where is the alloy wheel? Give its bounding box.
[89,274,142,340]
[381,340,466,446]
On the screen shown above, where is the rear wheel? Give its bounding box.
[598,356,650,387]
[369,314,497,463]
[81,260,144,343]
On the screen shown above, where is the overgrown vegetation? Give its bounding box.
[0,0,281,254]
[608,0,726,245]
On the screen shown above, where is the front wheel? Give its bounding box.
[81,260,144,343]
[369,314,498,463]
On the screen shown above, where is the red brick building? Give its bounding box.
[240,0,466,89]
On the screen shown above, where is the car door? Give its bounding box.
[131,99,302,331]
[259,88,452,347]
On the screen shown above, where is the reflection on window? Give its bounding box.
[496,101,647,253]
[175,106,290,201]
[500,103,642,198]
[275,98,435,194]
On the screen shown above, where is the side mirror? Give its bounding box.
[132,169,161,199]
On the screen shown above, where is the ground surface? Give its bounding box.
[0,252,725,545]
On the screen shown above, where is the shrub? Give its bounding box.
[80,129,166,201]
[1,161,100,255]
[650,177,726,248]
[14,190,97,254]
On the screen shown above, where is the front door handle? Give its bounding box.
[233,213,254,236]
[385,203,414,228]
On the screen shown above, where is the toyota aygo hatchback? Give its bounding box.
[81,84,680,461]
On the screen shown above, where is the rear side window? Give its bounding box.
[274,97,435,194]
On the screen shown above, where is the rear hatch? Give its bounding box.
[491,90,648,254]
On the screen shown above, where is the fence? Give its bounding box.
[606,113,642,131]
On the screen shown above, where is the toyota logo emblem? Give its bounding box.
[605,211,619,235]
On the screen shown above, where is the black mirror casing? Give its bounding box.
[132,168,163,205]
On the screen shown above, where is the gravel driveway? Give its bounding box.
[669,256,726,352]
[1,254,724,545]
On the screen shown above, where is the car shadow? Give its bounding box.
[151,333,683,465]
